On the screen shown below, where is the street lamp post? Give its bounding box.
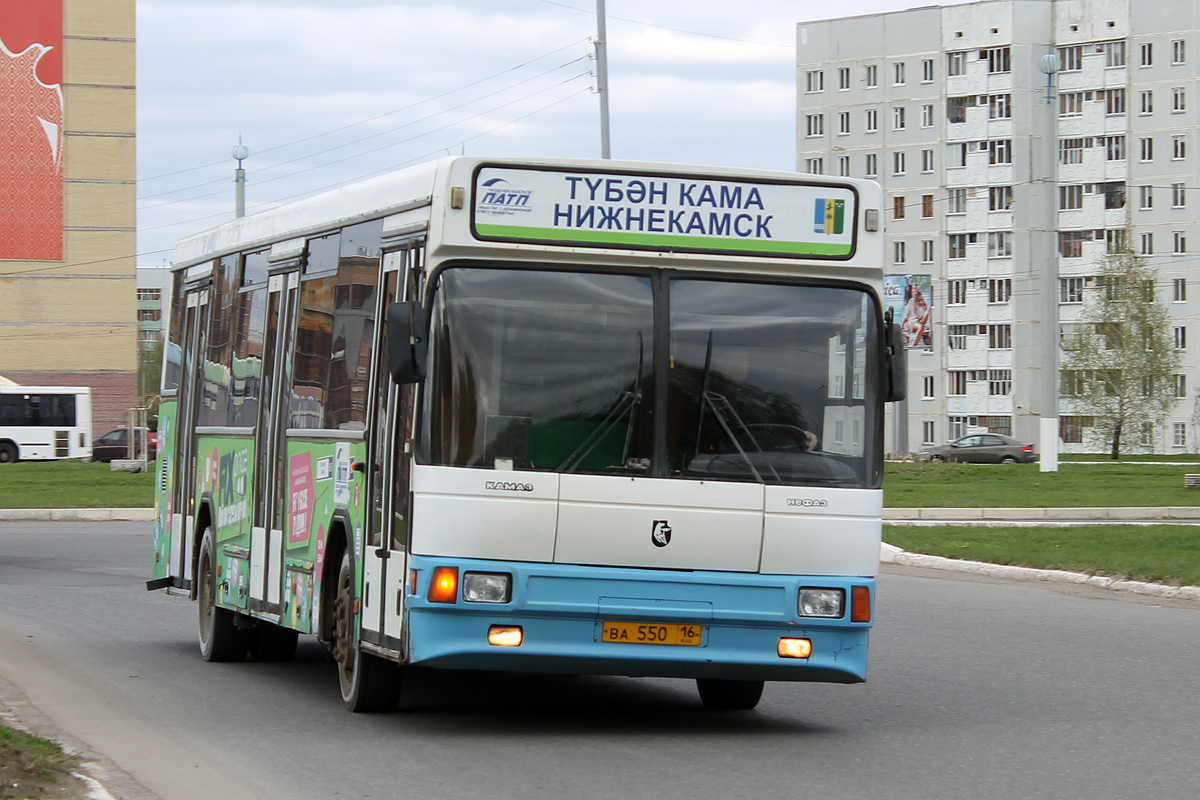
[232,142,249,218]
[1038,52,1061,472]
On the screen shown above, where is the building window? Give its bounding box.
[1175,374,1187,398]
[922,194,934,217]
[837,156,850,177]
[922,239,934,263]
[948,324,972,349]
[806,114,824,137]
[922,420,936,444]
[893,151,906,175]
[947,187,967,214]
[805,158,824,175]
[1060,416,1087,443]
[948,51,967,76]
[1102,135,1126,160]
[1106,229,1127,253]
[894,241,907,264]
[948,142,968,167]
[988,231,1012,257]
[137,308,161,322]
[1140,137,1154,162]
[865,64,878,87]
[922,58,934,82]
[921,149,934,173]
[948,234,968,259]
[1105,88,1126,114]
[988,278,1012,303]
[988,324,1012,349]
[865,109,878,132]
[1059,230,1089,258]
[1059,44,1083,71]
[1174,422,1188,447]
[1100,182,1126,209]
[805,70,824,93]
[1140,185,1154,209]
[1060,184,1083,210]
[1102,40,1126,67]
[894,61,906,85]
[1141,42,1153,66]
[1059,138,1085,164]
[1175,326,1187,349]
[137,288,162,301]
[921,103,934,128]
[983,47,1011,73]
[988,369,1012,396]
[1141,232,1154,255]
[947,279,967,305]
[1173,39,1186,65]
[988,140,1012,164]
[949,371,968,395]
[1174,278,1187,301]
[1060,277,1085,303]
[1173,183,1187,207]
[1140,90,1154,114]
[990,185,1013,211]
[894,106,906,130]
[893,196,906,220]
[838,112,850,135]
[1175,231,1187,254]
[838,67,850,90]
[865,153,878,177]
[1060,92,1085,116]
[947,96,970,123]
[988,94,1011,119]
[1174,87,1187,112]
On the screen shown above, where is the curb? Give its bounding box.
[0,508,154,522]
[883,506,1200,521]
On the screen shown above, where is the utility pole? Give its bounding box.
[1038,51,1061,471]
[595,0,611,158]
[232,139,249,218]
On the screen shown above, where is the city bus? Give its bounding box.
[0,385,92,463]
[148,156,902,711]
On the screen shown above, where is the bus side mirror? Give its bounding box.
[387,301,427,384]
[884,309,906,403]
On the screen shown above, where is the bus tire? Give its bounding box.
[249,622,299,662]
[0,442,17,464]
[696,678,764,710]
[197,529,248,662]
[332,550,401,712]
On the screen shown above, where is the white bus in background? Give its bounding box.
[0,385,93,463]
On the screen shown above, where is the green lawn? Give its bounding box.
[884,461,1200,508]
[0,460,154,509]
[884,523,1200,586]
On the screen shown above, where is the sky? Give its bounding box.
[135,0,970,265]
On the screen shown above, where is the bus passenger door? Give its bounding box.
[170,287,209,590]
[250,269,298,615]
[361,247,417,650]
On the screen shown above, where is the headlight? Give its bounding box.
[799,587,845,618]
[462,572,511,603]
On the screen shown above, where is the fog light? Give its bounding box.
[778,638,812,658]
[488,625,523,646]
[799,587,845,618]
[428,566,458,604]
[463,572,511,603]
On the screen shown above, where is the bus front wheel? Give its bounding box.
[0,443,17,464]
[331,550,401,712]
[197,529,248,662]
[696,679,764,710]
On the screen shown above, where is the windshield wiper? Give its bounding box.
[692,331,781,483]
[558,334,644,473]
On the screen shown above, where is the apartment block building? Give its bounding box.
[797,0,1199,454]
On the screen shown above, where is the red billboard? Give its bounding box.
[0,0,64,261]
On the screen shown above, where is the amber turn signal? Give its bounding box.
[428,566,459,603]
[850,585,871,623]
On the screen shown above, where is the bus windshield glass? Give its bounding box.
[420,267,880,487]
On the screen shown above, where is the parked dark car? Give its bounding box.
[92,427,157,462]
[917,433,1034,464]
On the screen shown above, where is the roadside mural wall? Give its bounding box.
[0,0,63,261]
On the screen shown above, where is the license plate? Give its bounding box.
[600,620,703,646]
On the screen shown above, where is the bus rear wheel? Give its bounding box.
[331,550,401,712]
[0,443,17,463]
[696,679,764,710]
[197,529,248,662]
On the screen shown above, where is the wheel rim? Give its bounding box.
[333,558,356,694]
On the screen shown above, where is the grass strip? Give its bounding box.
[884,523,1200,586]
[0,724,80,799]
[0,461,154,509]
[884,461,1200,508]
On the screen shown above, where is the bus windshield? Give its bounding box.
[419,266,880,488]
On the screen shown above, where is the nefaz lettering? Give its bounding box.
[787,498,828,508]
[484,481,534,492]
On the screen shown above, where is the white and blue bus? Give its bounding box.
[150,156,902,711]
[0,385,92,463]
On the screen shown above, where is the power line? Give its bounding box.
[533,0,793,48]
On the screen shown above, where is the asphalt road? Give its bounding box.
[1,522,1198,800]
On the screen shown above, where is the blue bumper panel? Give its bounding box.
[406,556,872,683]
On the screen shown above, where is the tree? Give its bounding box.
[137,337,164,429]
[1060,248,1181,459]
